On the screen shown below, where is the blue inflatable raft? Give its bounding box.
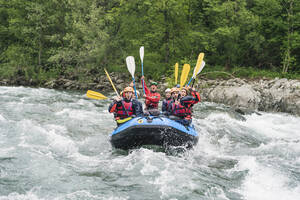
[110,116,198,150]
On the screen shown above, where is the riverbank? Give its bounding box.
[199,78,300,116]
[1,74,299,116]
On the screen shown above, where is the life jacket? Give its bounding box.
[115,101,134,119]
[171,103,192,119]
[145,92,160,109]
[190,91,201,104]
[163,98,172,111]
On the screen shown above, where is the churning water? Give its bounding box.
[0,86,299,200]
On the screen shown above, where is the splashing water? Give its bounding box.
[0,86,299,200]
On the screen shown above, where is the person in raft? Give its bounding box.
[120,82,143,113]
[140,76,161,116]
[108,87,143,125]
[128,81,143,111]
[162,88,172,113]
[167,86,200,125]
[120,82,141,99]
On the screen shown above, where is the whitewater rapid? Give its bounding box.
[0,86,299,200]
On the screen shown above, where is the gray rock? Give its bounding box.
[116,79,124,84]
[206,84,261,111]
[201,78,300,116]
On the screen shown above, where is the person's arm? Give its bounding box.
[108,97,122,113]
[190,89,201,104]
[180,96,195,107]
[108,102,117,113]
[145,93,160,103]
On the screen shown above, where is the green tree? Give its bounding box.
[48,0,108,74]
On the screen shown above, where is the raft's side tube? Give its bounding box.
[110,116,198,149]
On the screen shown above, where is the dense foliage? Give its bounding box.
[0,0,299,83]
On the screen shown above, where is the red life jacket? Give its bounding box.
[164,98,172,111]
[145,92,160,109]
[115,101,133,119]
[171,103,192,118]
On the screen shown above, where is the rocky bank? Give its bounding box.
[1,74,299,116]
[198,78,300,116]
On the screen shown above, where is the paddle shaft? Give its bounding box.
[141,62,145,94]
[104,68,120,98]
[187,59,205,87]
[132,77,138,99]
[187,77,193,86]
[192,79,196,88]
[140,47,145,94]
[104,68,129,116]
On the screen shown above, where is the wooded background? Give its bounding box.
[0,0,299,82]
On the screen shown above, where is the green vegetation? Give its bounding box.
[0,0,299,86]
[198,66,300,80]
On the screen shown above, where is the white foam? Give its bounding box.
[46,129,78,157]
[0,114,6,122]
[54,108,105,122]
[151,164,199,199]
[44,127,104,166]
[15,119,83,162]
[0,188,44,200]
[236,157,300,200]
[0,147,15,157]
[205,112,237,124]
[17,119,50,148]
[244,113,300,140]
[53,190,129,200]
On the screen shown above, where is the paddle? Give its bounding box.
[175,62,179,85]
[104,68,130,117]
[86,90,108,100]
[188,60,206,86]
[191,61,205,87]
[187,53,205,86]
[104,68,120,98]
[140,46,145,94]
[180,64,190,89]
[126,56,138,98]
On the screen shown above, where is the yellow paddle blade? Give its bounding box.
[116,117,133,124]
[174,63,179,84]
[180,64,190,88]
[193,53,205,78]
[86,90,108,100]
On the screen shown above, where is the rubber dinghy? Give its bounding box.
[110,116,198,150]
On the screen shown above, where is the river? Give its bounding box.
[0,86,299,200]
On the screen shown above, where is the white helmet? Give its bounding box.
[165,88,171,93]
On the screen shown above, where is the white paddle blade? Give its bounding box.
[139,46,144,62]
[126,56,136,78]
[193,60,206,78]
